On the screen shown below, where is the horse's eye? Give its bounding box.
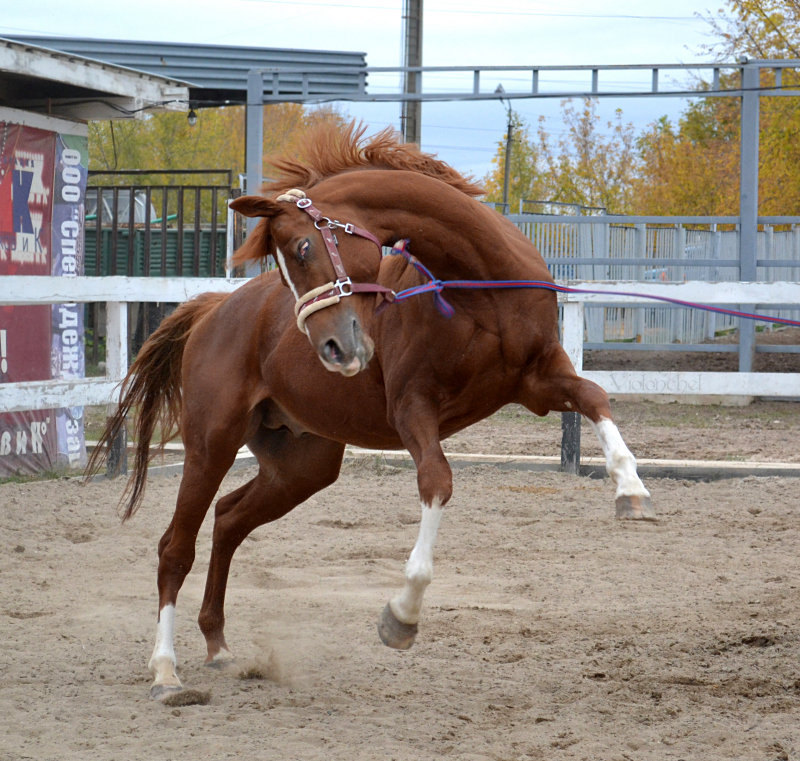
[297,239,311,262]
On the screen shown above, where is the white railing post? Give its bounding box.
[104,301,128,476]
[105,301,128,381]
[561,301,584,373]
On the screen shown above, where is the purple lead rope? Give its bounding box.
[389,240,800,328]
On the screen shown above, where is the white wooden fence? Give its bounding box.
[560,281,800,398]
[0,276,245,414]
[0,276,799,415]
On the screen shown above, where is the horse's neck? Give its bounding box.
[343,175,545,282]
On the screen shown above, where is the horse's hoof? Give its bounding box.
[616,494,656,520]
[150,683,184,701]
[377,602,418,650]
[159,689,211,707]
[204,650,235,670]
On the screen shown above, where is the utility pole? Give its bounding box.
[503,105,513,212]
[496,84,513,213]
[401,0,422,145]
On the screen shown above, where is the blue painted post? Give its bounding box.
[244,69,266,277]
[245,69,264,205]
[738,61,759,372]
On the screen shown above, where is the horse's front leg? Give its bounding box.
[378,420,452,650]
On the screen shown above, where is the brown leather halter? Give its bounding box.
[292,197,396,333]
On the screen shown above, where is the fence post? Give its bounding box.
[707,225,721,339]
[561,301,584,475]
[105,301,128,477]
[671,224,686,341]
[764,224,774,330]
[634,223,646,340]
[738,61,759,372]
[245,69,266,278]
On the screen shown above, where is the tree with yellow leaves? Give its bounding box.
[633,0,800,216]
[486,1,800,218]
[88,103,347,185]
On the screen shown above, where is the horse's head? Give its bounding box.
[231,191,392,377]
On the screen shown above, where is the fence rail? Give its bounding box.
[0,277,245,414]
[1,277,798,416]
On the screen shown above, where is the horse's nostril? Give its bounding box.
[323,339,345,365]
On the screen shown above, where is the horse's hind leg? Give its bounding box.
[198,429,345,665]
[149,456,235,698]
[519,345,654,520]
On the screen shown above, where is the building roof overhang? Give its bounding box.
[0,36,190,122]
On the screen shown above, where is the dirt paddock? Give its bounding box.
[2,400,799,761]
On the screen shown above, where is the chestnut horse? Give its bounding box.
[92,122,653,699]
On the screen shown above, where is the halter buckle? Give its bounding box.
[333,277,353,297]
[314,216,342,231]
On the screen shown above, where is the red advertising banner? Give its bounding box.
[0,122,70,476]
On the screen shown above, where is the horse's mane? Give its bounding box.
[262,121,485,198]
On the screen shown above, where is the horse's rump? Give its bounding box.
[87,291,228,520]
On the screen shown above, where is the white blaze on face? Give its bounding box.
[275,246,301,303]
[275,246,311,337]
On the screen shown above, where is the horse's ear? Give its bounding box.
[230,197,283,266]
[229,195,285,220]
[232,217,276,267]
[230,194,304,268]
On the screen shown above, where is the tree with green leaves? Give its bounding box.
[482,112,549,213]
[484,99,637,214]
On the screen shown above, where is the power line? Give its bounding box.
[233,0,701,22]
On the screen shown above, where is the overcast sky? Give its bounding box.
[1,0,724,179]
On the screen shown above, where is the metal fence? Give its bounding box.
[85,171,237,278]
[511,214,800,353]
[83,171,245,364]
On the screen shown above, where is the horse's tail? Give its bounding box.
[86,292,226,521]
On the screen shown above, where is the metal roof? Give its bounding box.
[8,36,368,106]
[0,36,189,121]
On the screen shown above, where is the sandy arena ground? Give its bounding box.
[2,397,799,761]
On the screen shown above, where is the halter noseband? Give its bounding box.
[289,195,395,333]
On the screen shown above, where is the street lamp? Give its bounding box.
[495,84,513,213]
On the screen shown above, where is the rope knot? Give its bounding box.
[390,240,455,318]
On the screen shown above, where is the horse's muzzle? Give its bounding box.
[313,313,374,377]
